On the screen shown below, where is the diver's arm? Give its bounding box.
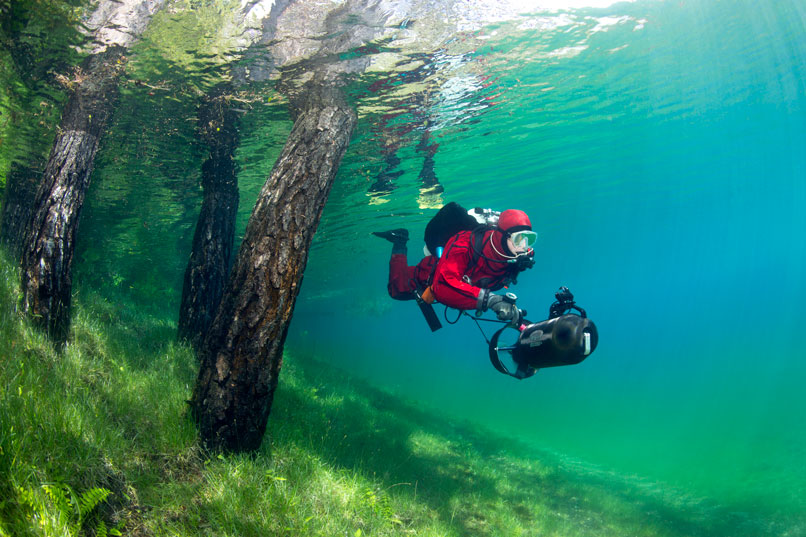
[430,233,481,310]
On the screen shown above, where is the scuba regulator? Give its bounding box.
[510,250,535,271]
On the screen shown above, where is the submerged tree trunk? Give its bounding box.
[192,83,356,452]
[178,88,240,349]
[20,45,126,341]
[18,0,165,342]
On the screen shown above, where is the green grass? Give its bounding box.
[0,249,773,537]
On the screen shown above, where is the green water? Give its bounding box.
[4,0,806,533]
[295,1,806,522]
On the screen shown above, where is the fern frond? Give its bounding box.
[42,484,70,515]
[42,483,73,528]
[78,487,111,519]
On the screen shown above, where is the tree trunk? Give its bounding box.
[16,0,165,342]
[178,88,240,349]
[20,45,126,342]
[191,83,356,452]
[0,162,43,261]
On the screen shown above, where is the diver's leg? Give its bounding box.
[373,229,415,300]
[388,254,417,301]
[372,228,408,252]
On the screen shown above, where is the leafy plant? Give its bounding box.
[17,483,120,537]
[362,487,402,527]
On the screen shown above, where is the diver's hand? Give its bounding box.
[481,292,522,325]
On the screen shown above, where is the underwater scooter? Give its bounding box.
[459,287,599,379]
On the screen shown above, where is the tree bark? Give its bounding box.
[20,45,126,342]
[191,83,356,452]
[178,88,241,349]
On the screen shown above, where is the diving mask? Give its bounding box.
[509,230,537,249]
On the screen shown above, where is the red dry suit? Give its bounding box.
[386,253,436,301]
[387,227,523,310]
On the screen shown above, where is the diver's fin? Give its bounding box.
[372,228,409,243]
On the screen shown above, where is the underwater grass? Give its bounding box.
[0,248,792,537]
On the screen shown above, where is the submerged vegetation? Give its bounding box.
[0,249,775,536]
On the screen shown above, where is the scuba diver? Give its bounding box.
[373,202,536,325]
[373,202,598,380]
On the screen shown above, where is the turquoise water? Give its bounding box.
[288,0,806,523]
[10,0,804,532]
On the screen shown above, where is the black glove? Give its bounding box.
[477,290,521,324]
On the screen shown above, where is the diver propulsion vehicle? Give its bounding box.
[486,287,599,379]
